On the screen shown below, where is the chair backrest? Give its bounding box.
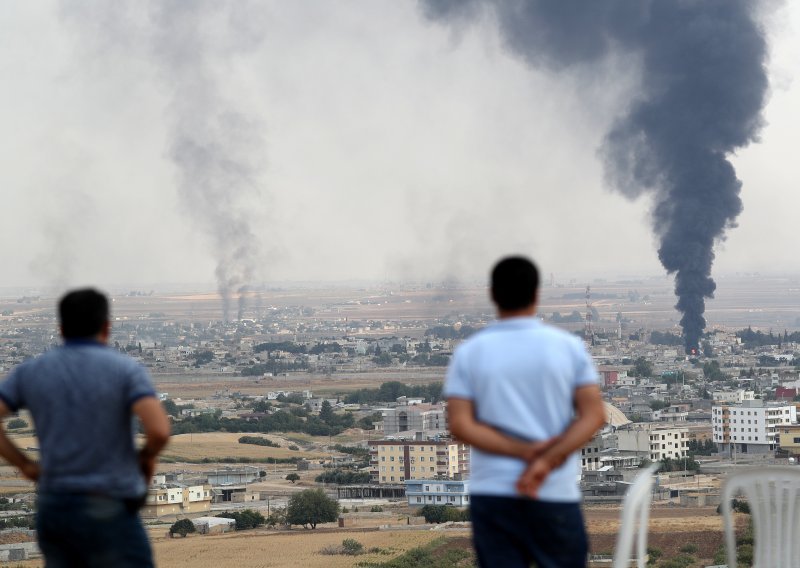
[721,466,800,568]
[613,463,659,568]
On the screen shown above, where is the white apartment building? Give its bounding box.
[615,424,689,461]
[712,400,797,455]
[712,390,755,404]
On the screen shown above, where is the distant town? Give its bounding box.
[1,277,800,565]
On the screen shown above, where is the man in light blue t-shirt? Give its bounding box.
[445,256,606,568]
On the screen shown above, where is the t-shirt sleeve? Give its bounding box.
[126,360,157,406]
[0,366,24,412]
[572,339,600,388]
[443,346,474,400]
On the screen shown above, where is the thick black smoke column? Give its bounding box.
[421,0,769,353]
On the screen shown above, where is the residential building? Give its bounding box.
[712,390,755,404]
[369,440,469,484]
[616,424,689,461]
[381,404,447,435]
[777,424,800,458]
[141,483,213,519]
[712,400,797,455]
[405,479,470,507]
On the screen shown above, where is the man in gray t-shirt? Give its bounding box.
[0,289,170,567]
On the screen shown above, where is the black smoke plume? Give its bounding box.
[421,0,769,353]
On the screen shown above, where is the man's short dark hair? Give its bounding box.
[491,256,539,311]
[58,289,109,339]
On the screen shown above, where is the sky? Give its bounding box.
[1,1,799,292]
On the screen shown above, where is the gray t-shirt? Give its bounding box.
[0,340,156,498]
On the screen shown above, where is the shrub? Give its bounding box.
[215,509,265,530]
[169,519,196,538]
[342,538,365,555]
[238,435,280,447]
[370,505,383,512]
[679,543,698,554]
[418,505,469,523]
[6,418,27,430]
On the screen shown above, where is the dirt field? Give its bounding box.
[161,433,325,462]
[153,369,445,400]
[585,504,735,564]
[150,527,459,568]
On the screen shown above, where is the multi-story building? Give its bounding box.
[369,440,469,484]
[405,479,470,507]
[712,400,797,455]
[615,424,689,462]
[381,404,447,436]
[777,424,800,458]
[712,390,755,404]
[141,481,213,519]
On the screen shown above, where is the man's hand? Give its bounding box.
[138,450,157,483]
[19,459,40,482]
[132,396,170,484]
[515,384,606,498]
[520,437,560,463]
[517,455,557,498]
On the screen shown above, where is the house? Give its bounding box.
[141,483,213,519]
[616,424,689,461]
[381,404,447,435]
[405,479,470,507]
[191,516,236,535]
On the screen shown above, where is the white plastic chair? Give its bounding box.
[721,466,800,568]
[613,463,659,568]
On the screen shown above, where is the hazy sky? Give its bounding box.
[1,1,799,291]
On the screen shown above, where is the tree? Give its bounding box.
[6,418,27,430]
[169,519,196,538]
[631,357,653,378]
[216,509,265,530]
[319,400,335,425]
[286,489,338,529]
[286,473,300,484]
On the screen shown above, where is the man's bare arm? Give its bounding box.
[447,398,557,462]
[517,384,606,498]
[0,401,39,482]
[132,397,171,482]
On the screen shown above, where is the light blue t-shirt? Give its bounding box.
[444,317,598,501]
[0,340,156,498]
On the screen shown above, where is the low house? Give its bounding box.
[405,479,470,507]
[191,516,236,535]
